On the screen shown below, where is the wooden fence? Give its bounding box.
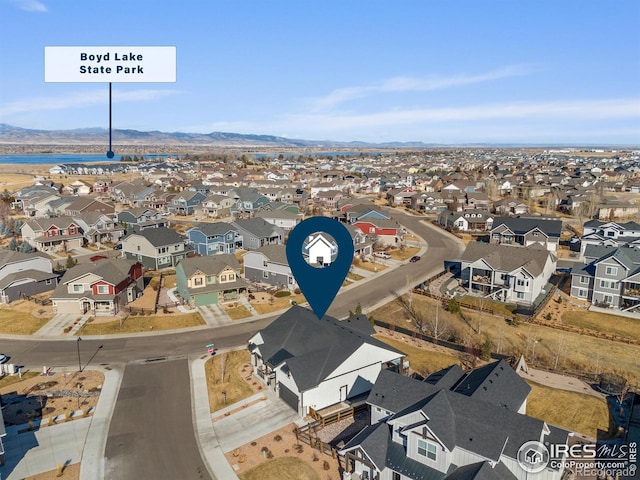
[294,423,339,459]
[21,293,51,305]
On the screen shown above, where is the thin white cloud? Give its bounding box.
[287,98,640,131]
[0,89,180,116]
[309,65,538,111]
[7,0,48,12]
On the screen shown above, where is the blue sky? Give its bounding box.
[1,0,639,144]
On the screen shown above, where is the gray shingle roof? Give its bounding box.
[233,218,282,238]
[492,217,562,238]
[190,222,235,237]
[461,242,553,277]
[126,226,185,247]
[177,254,240,277]
[255,245,288,265]
[256,305,404,392]
[51,258,137,299]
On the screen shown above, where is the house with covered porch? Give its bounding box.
[175,254,247,307]
[50,258,143,315]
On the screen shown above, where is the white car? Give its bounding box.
[373,252,391,259]
[0,353,7,364]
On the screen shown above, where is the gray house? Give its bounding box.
[121,227,191,270]
[570,245,640,311]
[175,254,247,306]
[341,363,570,480]
[232,218,284,251]
[0,250,58,304]
[490,217,562,252]
[243,245,297,290]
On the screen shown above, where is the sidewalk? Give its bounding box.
[0,366,123,480]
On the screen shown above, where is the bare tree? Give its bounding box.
[424,303,452,343]
[552,335,566,370]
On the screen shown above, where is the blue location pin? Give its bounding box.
[286,216,354,320]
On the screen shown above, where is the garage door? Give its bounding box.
[278,382,299,412]
[194,292,218,307]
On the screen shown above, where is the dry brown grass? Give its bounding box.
[0,304,52,335]
[24,462,80,480]
[77,312,204,335]
[225,304,253,320]
[0,173,38,191]
[206,350,255,413]
[525,380,609,438]
[388,246,420,261]
[239,457,320,480]
[372,293,640,385]
[354,261,387,272]
[562,310,640,342]
[251,294,305,315]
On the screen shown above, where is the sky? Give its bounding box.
[0,0,639,145]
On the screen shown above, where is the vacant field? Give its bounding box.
[372,293,640,385]
[374,333,462,376]
[205,350,255,413]
[526,381,609,438]
[0,172,38,191]
[77,312,205,335]
[562,310,640,342]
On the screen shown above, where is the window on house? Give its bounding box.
[578,289,587,298]
[600,280,611,289]
[97,285,109,294]
[393,473,401,480]
[605,266,618,276]
[580,276,588,284]
[417,439,437,461]
[137,245,141,251]
[220,275,227,282]
[263,271,269,278]
[194,277,203,286]
[73,284,83,292]
[228,273,235,281]
[46,278,52,285]
[263,260,268,267]
[516,291,525,299]
[603,294,614,304]
[517,278,528,287]
[369,227,375,233]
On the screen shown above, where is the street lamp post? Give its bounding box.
[77,337,82,372]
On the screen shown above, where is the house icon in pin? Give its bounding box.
[305,234,336,267]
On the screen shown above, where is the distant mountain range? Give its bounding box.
[0,124,438,148]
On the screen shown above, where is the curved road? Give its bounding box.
[3,212,463,366]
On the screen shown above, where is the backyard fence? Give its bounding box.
[20,293,51,305]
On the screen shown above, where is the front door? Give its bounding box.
[82,301,91,313]
[339,385,348,402]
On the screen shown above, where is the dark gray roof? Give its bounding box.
[0,249,50,266]
[492,217,562,238]
[424,364,465,390]
[255,305,404,392]
[444,462,517,480]
[368,368,438,413]
[126,226,185,247]
[453,359,531,411]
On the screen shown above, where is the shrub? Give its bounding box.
[274,434,282,442]
[293,287,301,295]
[274,290,291,298]
[480,339,493,361]
[313,453,319,462]
[323,460,330,471]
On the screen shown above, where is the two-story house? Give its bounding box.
[232,218,285,251]
[121,227,191,270]
[254,209,301,232]
[50,258,143,315]
[117,207,168,233]
[197,194,236,219]
[248,305,405,416]
[580,220,640,258]
[459,242,557,306]
[353,218,403,247]
[175,254,247,306]
[243,245,297,290]
[21,217,84,252]
[0,249,59,304]
[186,222,241,256]
[340,363,570,480]
[490,217,562,252]
[73,212,124,245]
[438,210,494,232]
[168,190,207,216]
[570,245,640,311]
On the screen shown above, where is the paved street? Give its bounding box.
[104,359,211,480]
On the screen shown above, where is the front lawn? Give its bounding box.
[76,312,205,335]
[239,457,320,480]
[205,350,254,412]
[0,310,51,335]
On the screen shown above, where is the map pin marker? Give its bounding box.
[286,216,354,320]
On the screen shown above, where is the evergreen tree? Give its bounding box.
[8,237,18,251]
[66,254,77,269]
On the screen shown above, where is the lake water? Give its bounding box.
[0,154,168,165]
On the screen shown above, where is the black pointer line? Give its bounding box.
[107,82,114,158]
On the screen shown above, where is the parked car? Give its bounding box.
[409,255,421,263]
[373,251,391,259]
[113,243,123,250]
[0,353,7,364]
[90,255,107,262]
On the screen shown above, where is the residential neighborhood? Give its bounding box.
[0,146,639,480]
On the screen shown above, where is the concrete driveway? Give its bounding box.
[212,390,299,453]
